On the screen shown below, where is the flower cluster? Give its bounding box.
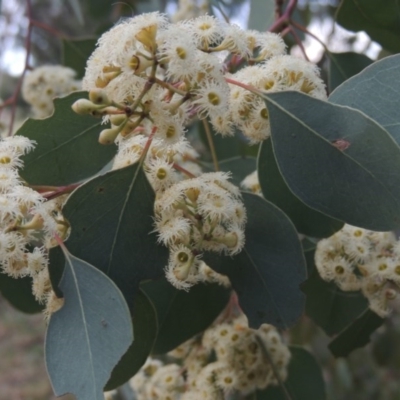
[72,11,327,290]
[0,136,67,318]
[315,224,400,317]
[154,172,245,290]
[130,313,290,399]
[22,65,81,118]
[73,11,326,164]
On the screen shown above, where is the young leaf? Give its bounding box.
[302,250,368,336]
[62,163,168,305]
[328,52,373,92]
[62,38,97,79]
[105,290,158,391]
[142,278,230,354]
[206,192,307,329]
[45,249,133,400]
[258,139,343,238]
[16,91,115,186]
[336,0,400,53]
[254,347,326,400]
[264,91,400,231]
[329,54,400,145]
[0,272,43,314]
[329,309,384,358]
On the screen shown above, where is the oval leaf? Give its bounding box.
[142,278,230,354]
[62,38,97,79]
[254,347,326,400]
[0,272,43,314]
[203,156,257,186]
[264,91,400,231]
[258,139,343,238]
[63,163,168,305]
[206,192,307,329]
[330,54,400,145]
[16,91,115,186]
[105,290,158,390]
[45,249,133,400]
[336,0,400,53]
[328,51,373,92]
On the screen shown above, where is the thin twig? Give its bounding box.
[289,26,310,61]
[201,118,219,172]
[268,0,298,32]
[172,163,196,178]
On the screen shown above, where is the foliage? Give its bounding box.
[2,0,400,399]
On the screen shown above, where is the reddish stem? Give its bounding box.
[42,183,81,201]
[268,0,298,32]
[172,163,196,178]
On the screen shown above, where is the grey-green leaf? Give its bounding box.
[142,279,230,354]
[264,91,400,231]
[63,162,168,305]
[45,250,133,400]
[17,91,115,186]
[206,192,307,329]
[248,0,275,31]
[329,54,400,145]
[258,138,343,238]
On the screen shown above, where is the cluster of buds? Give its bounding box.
[0,136,68,317]
[130,313,290,399]
[315,224,400,317]
[154,172,246,290]
[22,65,81,118]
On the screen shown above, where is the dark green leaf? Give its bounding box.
[302,250,368,336]
[254,347,326,400]
[45,249,133,400]
[142,278,230,354]
[264,91,400,231]
[105,290,158,390]
[63,163,168,305]
[206,192,306,329]
[48,245,65,298]
[328,52,373,92]
[199,120,256,160]
[336,0,400,53]
[329,309,384,357]
[329,54,400,145]
[0,272,43,314]
[219,156,256,186]
[258,139,343,238]
[17,91,115,186]
[62,38,97,79]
